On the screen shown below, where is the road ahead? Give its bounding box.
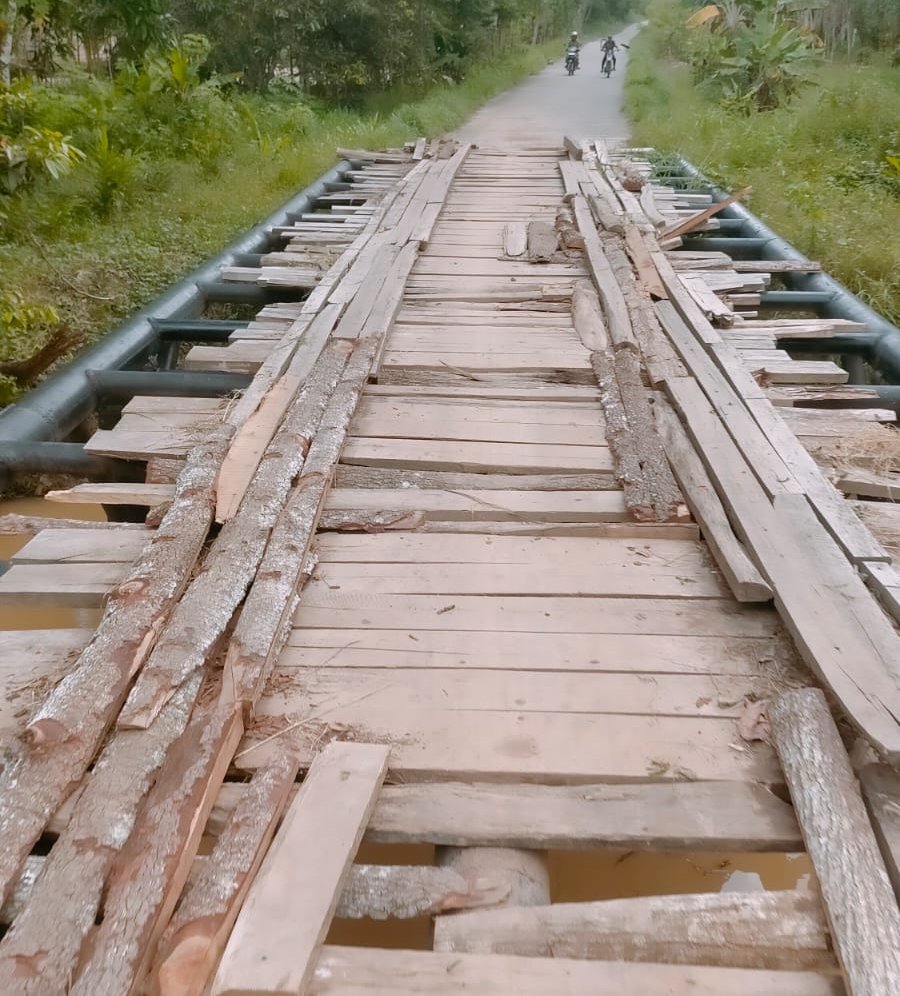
[451,23,643,150]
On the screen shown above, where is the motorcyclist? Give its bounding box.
[601,35,618,72]
[566,31,581,70]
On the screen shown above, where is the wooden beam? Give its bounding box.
[309,945,842,996]
[770,689,900,995]
[211,742,389,996]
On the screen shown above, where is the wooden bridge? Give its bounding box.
[0,137,899,994]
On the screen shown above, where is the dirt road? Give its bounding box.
[451,23,643,150]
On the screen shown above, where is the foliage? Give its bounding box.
[0,288,58,404]
[625,19,900,326]
[686,0,821,111]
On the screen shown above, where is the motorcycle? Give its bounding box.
[565,46,579,75]
[601,51,615,77]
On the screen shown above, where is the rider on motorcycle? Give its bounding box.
[566,31,581,70]
[601,35,618,72]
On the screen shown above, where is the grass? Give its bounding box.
[0,39,559,377]
[624,27,900,326]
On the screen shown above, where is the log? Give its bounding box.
[0,675,203,996]
[0,426,233,909]
[591,350,686,522]
[336,864,509,920]
[432,890,833,971]
[118,339,352,731]
[149,753,299,996]
[69,703,244,996]
[222,338,379,718]
[769,688,900,996]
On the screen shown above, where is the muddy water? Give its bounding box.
[1,497,812,951]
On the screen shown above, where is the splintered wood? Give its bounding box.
[1,136,900,996]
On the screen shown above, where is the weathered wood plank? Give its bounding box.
[309,945,843,996]
[211,743,389,996]
[149,753,299,996]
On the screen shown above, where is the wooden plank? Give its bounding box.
[206,778,801,853]
[349,414,601,447]
[293,591,781,638]
[9,528,149,564]
[149,753,299,996]
[216,375,301,522]
[0,562,126,606]
[668,377,900,759]
[45,482,175,506]
[770,689,900,995]
[323,488,627,522]
[654,396,773,602]
[660,186,751,240]
[339,437,613,474]
[211,743,389,996]
[312,531,708,565]
[433,890,833,971]
[309,945,843,996]
[283,625,786,675]
[239,703,780,782]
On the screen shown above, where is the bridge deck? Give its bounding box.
[0,141,898,994]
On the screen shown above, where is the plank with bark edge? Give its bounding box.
[0,674,202,996]
[221,339,379,718]
[0,426,232,910]
[69,702,243,996]
[211,742,389,996]
[432,889,833,971]
[147,753,299,996]
[770,689,900,996]
[117,340,352,731]
[309,945,843,996]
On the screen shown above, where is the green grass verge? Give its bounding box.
[624,27,900,326]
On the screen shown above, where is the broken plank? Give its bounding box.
[10,528,149,564]
[211,742,389,996]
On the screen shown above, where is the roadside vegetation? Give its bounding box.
[0,0,631,404]
[625,0,900,326]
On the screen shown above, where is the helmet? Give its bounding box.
[571,31,578,37]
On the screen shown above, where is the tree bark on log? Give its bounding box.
[146,753,299,996]
[769,688,900,996]
[118,340,352,731]
[0,426,233,909]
